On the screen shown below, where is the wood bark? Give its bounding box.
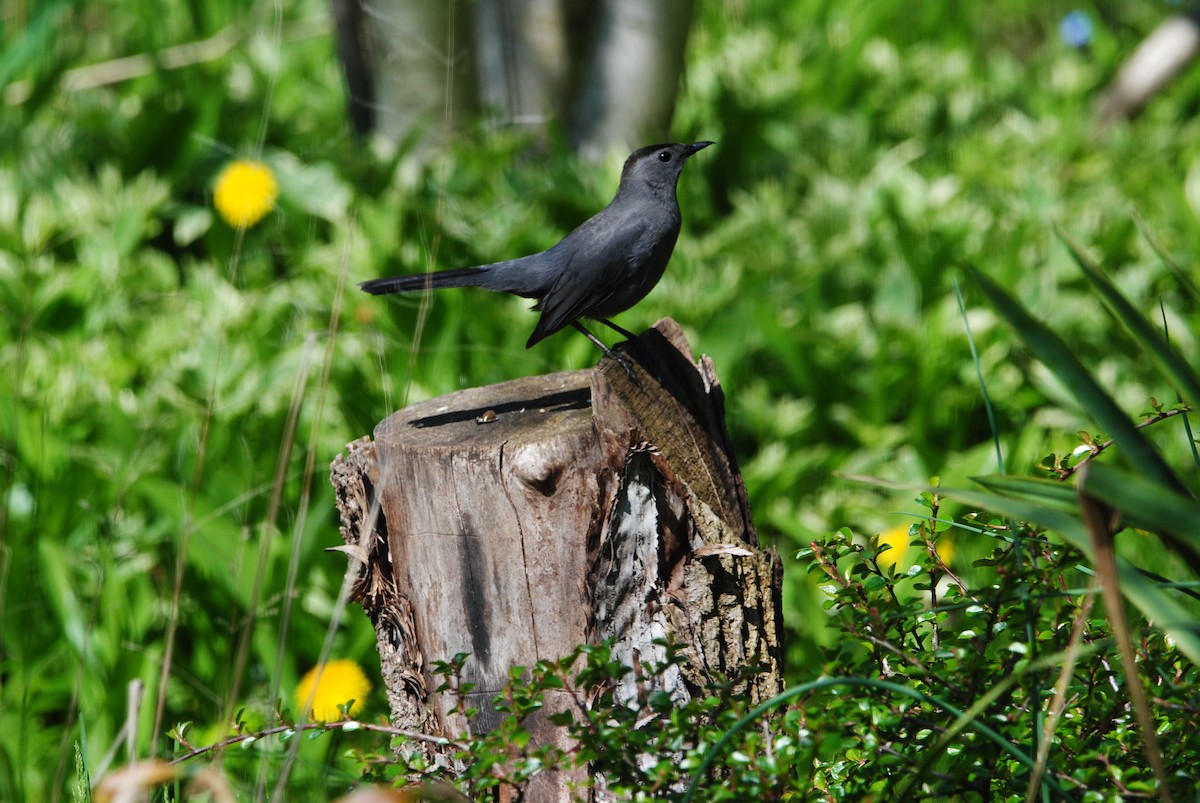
[330,318,783,799]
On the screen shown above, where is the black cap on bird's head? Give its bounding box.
[619,140,714,195]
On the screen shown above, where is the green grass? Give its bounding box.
[4,0,1200,798]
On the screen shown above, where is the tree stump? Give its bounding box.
[330,318,783,800]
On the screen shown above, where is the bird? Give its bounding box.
[359,141,714,366]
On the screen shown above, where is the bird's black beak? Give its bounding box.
[686,141,715,156]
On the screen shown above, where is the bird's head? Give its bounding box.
[619,141,713,197]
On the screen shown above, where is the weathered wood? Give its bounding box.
[588,323,782,708]
[330,318,783,798]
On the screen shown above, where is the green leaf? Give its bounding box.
[37,539,91,668]
[964,261,1200,568]
[1057,227,1200,411]
[682,675,1074,802]
[936,484,1200,664]
[1132,214,1200,304]
[1078,462,1200,575]
[172,205,214,247]
[972,474,1079,513]
[270,151,352,223]
[964,265,1187,495]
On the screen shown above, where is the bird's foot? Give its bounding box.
[572,320,638,381]
[608,347,637,381]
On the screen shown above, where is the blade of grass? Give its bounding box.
[1078,468,1174,801]
[1079,462,1200,562]
[955,276,1006,473]
[954,275,1044,775]
[1057,227,1200,411]
[271,212,353,798]
[1131,212,1200,304]
[964,265,1185,496]
[1159,300,1200,483]
[966,264,1200,576]
[0,0,69,91]
[1026,578,1098,803]
[973,469,1200,577]
[973,474,1080,513]
[152,335,224,755]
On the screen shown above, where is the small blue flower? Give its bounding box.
[1060,10,1094,48]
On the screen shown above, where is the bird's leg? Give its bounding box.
[572,321,636,379]
[597,318,639,342]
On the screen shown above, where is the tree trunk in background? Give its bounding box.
[474,0,573,135]
[329,319,784,800]
[568,0,695,158]
[337,0,479,147]
[330,0,376,135]
[330,0,694,154]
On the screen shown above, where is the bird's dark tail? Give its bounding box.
[359,267,491,295]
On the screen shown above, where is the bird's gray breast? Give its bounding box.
[578,206,681,318]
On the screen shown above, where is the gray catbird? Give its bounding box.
[360,141,713,362]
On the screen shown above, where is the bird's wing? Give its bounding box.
[525,216,652,347]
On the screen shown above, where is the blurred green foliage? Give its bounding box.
[4,0,1200,798]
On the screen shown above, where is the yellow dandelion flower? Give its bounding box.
[875,524,912,570]
[295,659,372,721]
[876,524,955,570]
[213,159,278,229]
[934,537,955,566]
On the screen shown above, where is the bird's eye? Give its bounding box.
[658,151,672,163]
